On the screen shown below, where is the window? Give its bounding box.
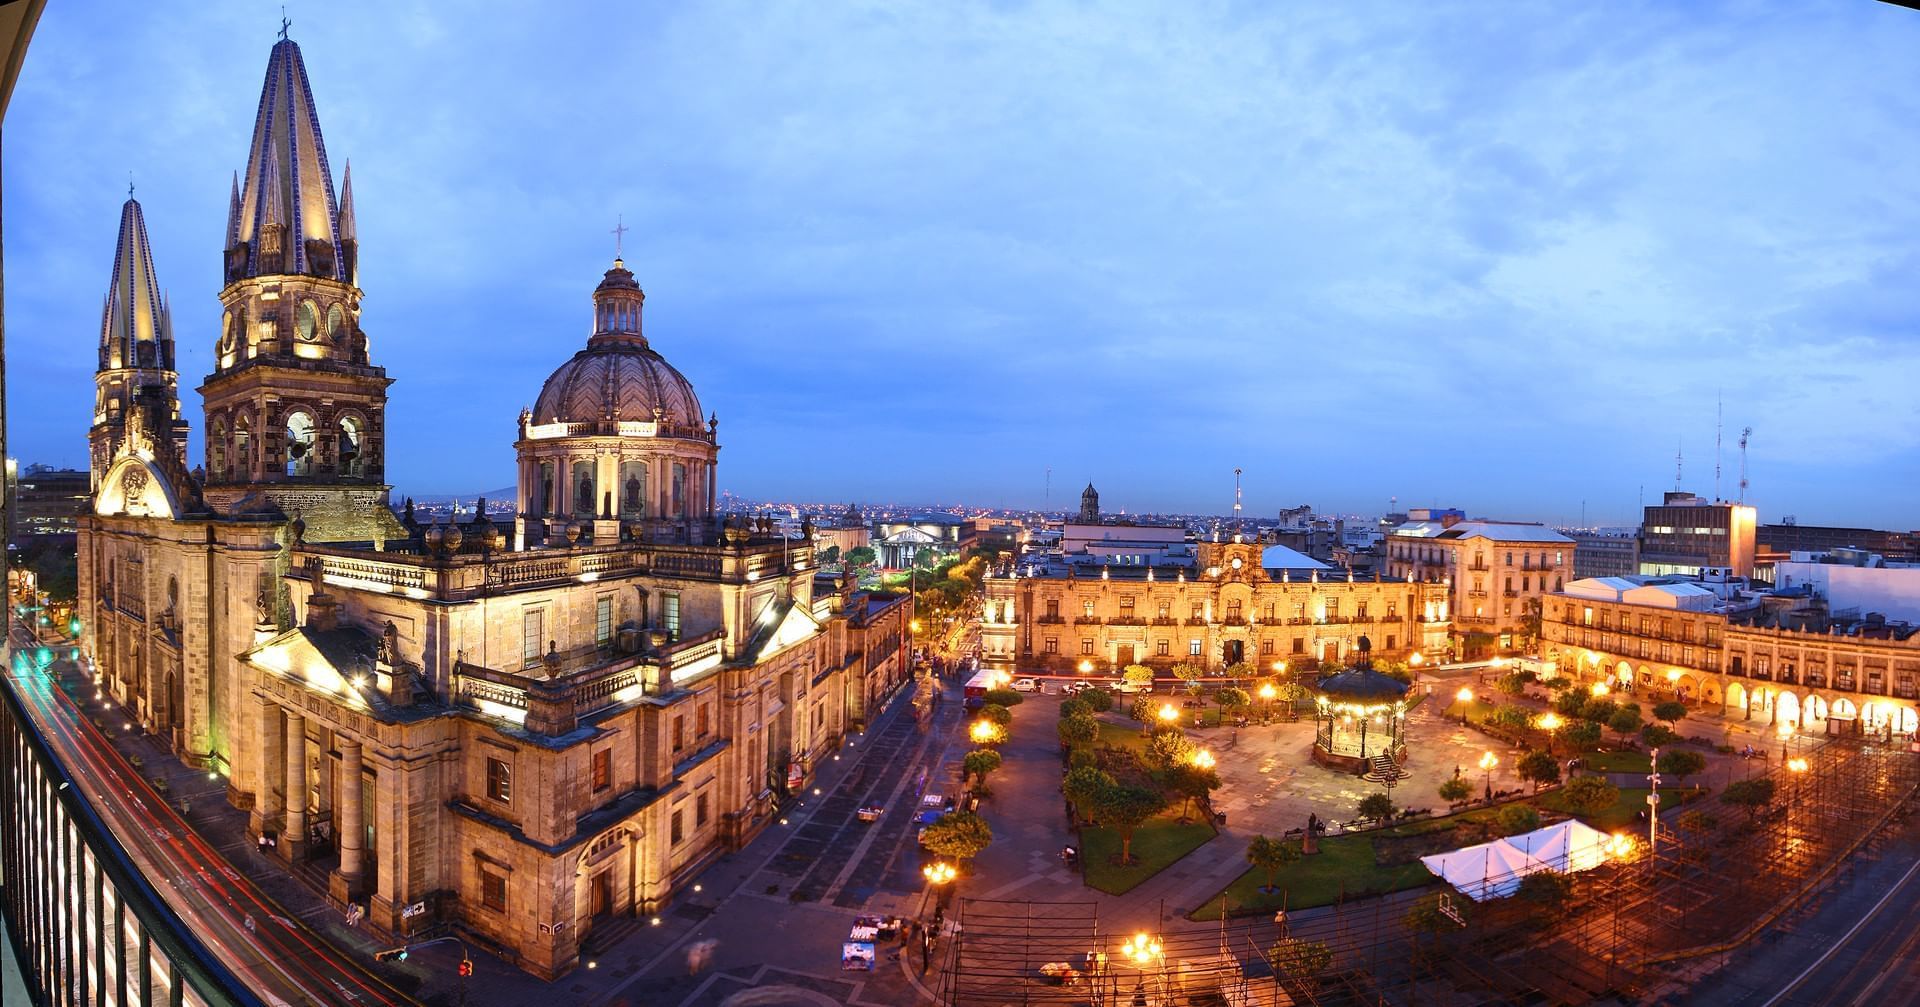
[1260,640,1274,655]
[1583,606,1594,626]
[480,867,507,912]
[1081,639,1094,655]
[1226,600,1241,621]
[1082,600,1095,618]
[1119,597,1135,618]
[663,593,681,641]
[592,750,611,792]
[672,715,686,752]
[1044,638,1058,654]
[672,463,687,514]
[696,793,710,827]
[1190,603,1203,620]
[1292,638,1304,654]
[596,596,614,646]
[1387,601,1397,619]
[522,610,544,668]
[1189,639,1203,656]
[1156,640,1169,656]
[1157,601,1170,619]
[486,757,511,803]
[1357,601,1368,619]
[1046,600,1059,619]
[1386,635,1396,649]
[697,703,710,737]
[1292,602,1306,620]
[671,810,685,845]
[1325,599,1340,620]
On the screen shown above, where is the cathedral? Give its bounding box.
[76,35,907,978]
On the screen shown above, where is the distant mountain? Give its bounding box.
[397,485,517,507]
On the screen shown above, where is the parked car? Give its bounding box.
[1011,677,1040,693]
[1114,678,1149,694]
[1061,680,1094,695]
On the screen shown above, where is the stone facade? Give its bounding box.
[1385,521,1574,653]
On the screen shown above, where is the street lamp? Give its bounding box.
[1455,687,1474,725]
[1777,720,1793,761]
[1665,668,1683,699]
[922,861,958,886]
[1157,703,1179,727]
[1191,749,1216,770]
[970,720,1003,745]
[1258,682,1276,722]
[1478,751,1497,803]
[1117,932,1164,1004]
[1271,660,1287,676]
[1409,652,1425,667]
[1536,711,1563,755]
[1078,659,1094,675]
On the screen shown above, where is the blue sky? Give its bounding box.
[6,1,1917,527]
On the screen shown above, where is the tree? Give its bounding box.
[1497,804,1541,835]
[1268,938,1333,986]
[977,703,1013,728]
[1221,661,1255,684]
[1553,690,1588,718]
[983,688,1023,708]
[1581,699,1617,726]
[1162,763,1222,822]
[1215,687,1251,718]
[962,749,1003,791]
[1656,748,1707,783]
[1092,785,1166,863]
[1608,706,1644,744]
[1723,778,1777,821]
[1517,750,1560,793]
[1562,720,1603,752]
[820,545,841,564]
[1640,723,1679,749]
[1559,775,1619,817]
[1145,729,1197,772]
[1357,792,1395,823]
[845,545,877,567]
[1516,870,1574,909]
[1245,835,1300,893]
[1490,706,1534,733]
[1122,665,1156,691]
[1652,701,1688,728]
[1057,713,1099,750]
[1404,893,1468,937]
[1439,775,1473,803]
[1080,689,1115,714]
[920,811,992,861]
[1058,698,1091,721]
[1063,767,1115,822]
[1495,670,1535,697]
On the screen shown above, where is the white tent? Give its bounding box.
[1419,820,1612,901]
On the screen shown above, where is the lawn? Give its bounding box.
[1540,785,1705,831]
[1080,811,1216,895]
[1094,719,1147,755]
[1580,750,1653,773]
[1442,697,1502,726]
[1187,833,1436,920]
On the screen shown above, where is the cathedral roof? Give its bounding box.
[529,260,706,434]
[98,196,171,371]
[231,37,348,279]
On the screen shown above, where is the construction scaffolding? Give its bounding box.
[940,738,1919,1006]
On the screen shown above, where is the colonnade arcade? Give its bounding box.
[245,690,382,908]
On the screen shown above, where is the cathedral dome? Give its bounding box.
[528,258,705,435]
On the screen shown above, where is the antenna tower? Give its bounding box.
[1233,468,1243,523]
[1675,440,1683,491]
[1738,427,1752,503]
[1044,467,1051,513]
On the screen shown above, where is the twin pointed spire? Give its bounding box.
[98,195,173,372]
[228,35,353,281]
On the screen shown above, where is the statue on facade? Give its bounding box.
[255,588,274,626]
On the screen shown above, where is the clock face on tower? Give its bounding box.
[1230,556,1244,570]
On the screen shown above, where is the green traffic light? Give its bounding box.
[36,647,52,667]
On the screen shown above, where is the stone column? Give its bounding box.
[248,696,285,841]
[283,711,308,861]
[330,738,364,901]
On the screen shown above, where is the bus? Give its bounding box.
[963,671,995,710]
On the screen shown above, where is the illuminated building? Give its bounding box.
[1638,491,1757,579]
[1385,518,1574,653]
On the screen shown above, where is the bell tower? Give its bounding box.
[197,34,397,540]
[90,193,189,488]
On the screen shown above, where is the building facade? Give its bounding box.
[1639,491,1757,578]
[1758,523,1917,564]
[984,539,1449,673]
[1385,520,1574,653]
[10,465,89,543]
[75,35,898,979]
[1570,531,1640,580]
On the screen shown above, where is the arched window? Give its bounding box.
[326,304,347,343]
[338,415,364,477]
[672,463,686,515]
[573,461,595,516]
[233,414,252,480]
[539,462,555,516]
[286,410,316,476]
[296,300,320,343]
[209,419,229,480]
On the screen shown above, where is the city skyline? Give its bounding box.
[5,1,1918,527]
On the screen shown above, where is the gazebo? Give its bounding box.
[1311,665,1410,773]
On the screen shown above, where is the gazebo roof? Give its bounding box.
[1314,665,1410,700]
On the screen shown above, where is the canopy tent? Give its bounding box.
[1419,820,1612,901]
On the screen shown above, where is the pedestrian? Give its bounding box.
[244,914,256,934]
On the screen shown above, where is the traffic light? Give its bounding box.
[35,647,51,668]
[373,947,409,963]
[458,958,473,977]
[69,617,83,636]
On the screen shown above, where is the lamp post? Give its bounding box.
[1590,681,1610,699]
[1536,711,1563,756]
[1647,749,1663,854]
[1258,682,1276,724]
[1478,751,1497,803]
[1118,932,1164,1006]
[1666,668,1684,701]
[1777,720,1793,761]
[1157,703,1179,729]
[1455,687,1474,725]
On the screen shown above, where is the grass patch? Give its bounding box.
[1541,785,1705,831]
[1580,750,1652,773]
[1081,812,1215,895]
[1442,698,1502,726]
[1094,720,1147,755]
[1188,834,1435,920]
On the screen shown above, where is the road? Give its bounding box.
[6,623,413,1006]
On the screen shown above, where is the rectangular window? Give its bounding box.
[1190,603,1203,620]
[671,810,685,845]
[696,793,710,827]
[664,593,682,641]
[1357,601,1369,619]
[592,750,611,792]
[1045,638,1058,654]
[1261,640,1274,655]
[1046,600,1060,618]
[1157,601,1170,618]
[481,868,507,912]
[672,463,687,514]
[486,757,511,803]
[1156,640,1169,656]
[1081,639,1094,655]
[596,596,614,646]
[1386,601,1397,619]
[1292,638,1304,654]
[1119,597,1135,617]
[1226,600,1242,620]
[697,703,711,738]
[522,610,544,668]
[1189,639,1203,656]
[672,715,686,752]
[1325,599,1340,620]
[1083,600,1096,617]
[1386,634,1396,649]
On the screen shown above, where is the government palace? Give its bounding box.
[76,35,906,977]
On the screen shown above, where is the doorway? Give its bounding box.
[1222,640,1244,667]
[1116,644,1135,667]
[590,870,612,919]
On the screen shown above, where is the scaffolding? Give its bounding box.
[940,738,1919,1006]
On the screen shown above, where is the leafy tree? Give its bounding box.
[1656,748,1707,783]
[1057,713,1099,750]
[1581,699,1617,726]
[1563,720,1603,752]
[820,544,841,564]
[1439,775,1472,803]
[920,811,993,861]
[845,545,877,567]
[963,748,1003,790]
[1145,730,1197,772]
[977,703,1013,728]
[1491,706,1534,733]
[1268,938,1334,985]
[1093,785,1167,863]
[1608,707,1644,743]
[1068,747,1099,772]
[1128,696,1156,723]
[1162,762,1222,822]
[1495,670,1535,697]
[1516,870,1574,908]
[1357,792,1395,822]
[1246,835,1300,893]
[1221,661,1255,683]
[1058,698,1091,721]
[1123,665,1157,691]
[1215,687,1251,716]
[1552,690,1588,718]
[982,688,1023,708]
[1063,767,1115,821]
[1723,778,1777,821]
[1404,894,1468,936]
[1080,689,1115,714]
[1559,775,1619,817]
[1640,723,1679,749]
[1652,701,1688,728]
[1517,751,1561,793]
[1277,681,1313,711]
[1497,804,1542,835]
